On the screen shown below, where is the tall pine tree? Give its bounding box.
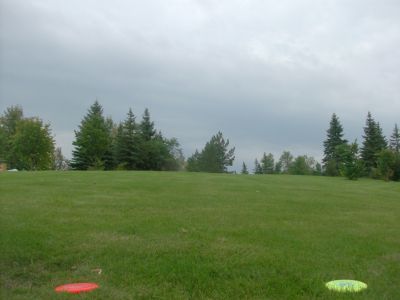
[115,108,138,169]
[323,113,347,176]
[71,101,112,170]
[361,112,387,173]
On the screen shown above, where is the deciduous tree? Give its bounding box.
[10,117,55,170]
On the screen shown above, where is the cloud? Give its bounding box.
[1,0,399,171]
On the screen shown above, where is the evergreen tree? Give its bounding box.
[186,132,234,173]
[115,108,138,169]
[140,108,156,141]
[254,159,263,174]
[261,153,274,174]
[136,108,157,170]
[323,113,347,176]
[103,116,117,170]
[390,124,400,153]
[114,123,125,168]
[71,101,112,170]
[241,162,249,174]
[361,112,387,173]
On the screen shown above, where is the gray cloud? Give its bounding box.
[1,0,399,171]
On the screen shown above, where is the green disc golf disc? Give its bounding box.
[325,280,367,292]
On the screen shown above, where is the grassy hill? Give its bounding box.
[1,172,399,299]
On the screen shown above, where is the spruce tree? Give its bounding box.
[115,108,138,169]
[361,112,387,173]
[390,124,400,153]
[140,108,156,141]
[137,108,158,170]
[241,162,249,174]
[323,113,346,176]
[71,101,112,170]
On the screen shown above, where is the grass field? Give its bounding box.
[1,172,399,299]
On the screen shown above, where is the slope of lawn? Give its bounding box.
[1,171,399,299]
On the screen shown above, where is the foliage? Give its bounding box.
[289,155,313,175]
[114,108,139,170]
[53,147,70,170]
[0,105,24,163]
[9,118,55,170]
[1,106,56,170]
[337,142,363,180]
[377,149,400,181]
[186,132,235,173]
[361,112,387,174]
[278,151,293,174]
[186,150,201,172]
[389,124,400,153]
[71,101,112,170]
[322,113,347,176]
[261,153,274,174]
[241,162,249,174]
[274,160,282,173]
[253,159,263,174]
[314,162,322,175]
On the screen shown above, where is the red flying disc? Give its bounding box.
[55,282,99,294]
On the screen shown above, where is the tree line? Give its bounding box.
[238,112,399,181]
[71,101,185,171]
[245,152,322,176]
[321,112,399,181]
[0,102,398,181]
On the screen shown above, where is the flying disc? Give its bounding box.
[55,282,99,294]
[325,280,367,292]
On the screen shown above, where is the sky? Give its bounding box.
[1,0,399,171]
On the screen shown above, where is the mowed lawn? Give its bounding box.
[1,172,399,299]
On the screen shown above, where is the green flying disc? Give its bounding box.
[325,280,367,292]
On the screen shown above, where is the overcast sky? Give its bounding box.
[1,0,399,171]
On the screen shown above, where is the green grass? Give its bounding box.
[1,172,399,299]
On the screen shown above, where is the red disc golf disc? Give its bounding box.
[55,282,99,294]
